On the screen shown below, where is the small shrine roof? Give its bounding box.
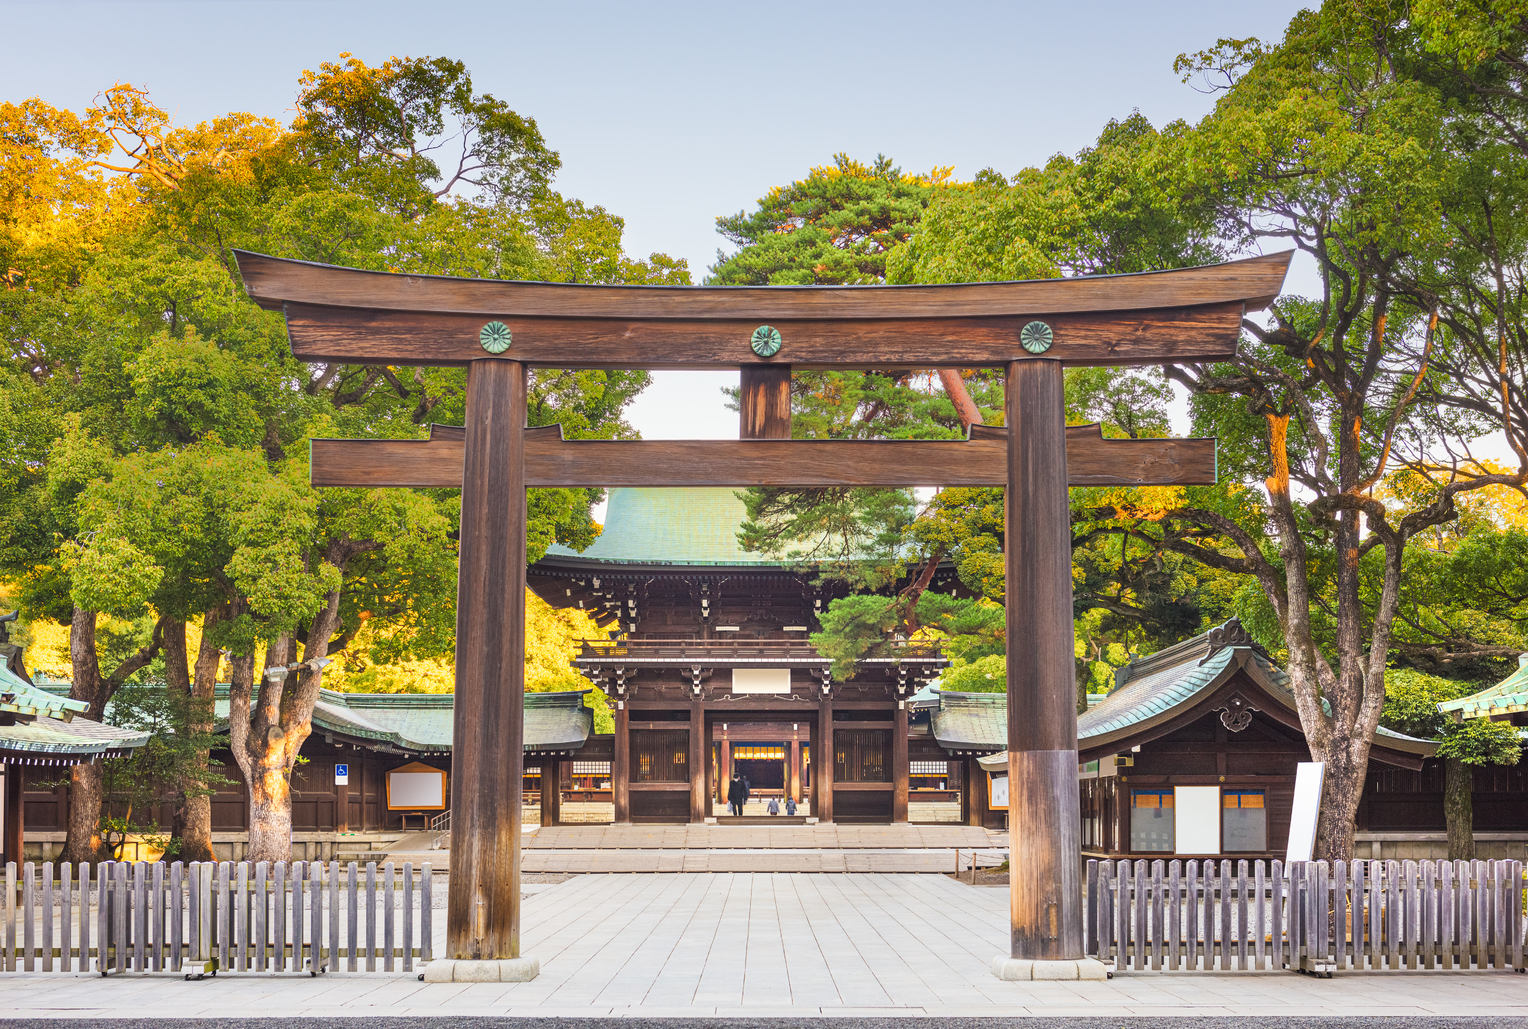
[1437,653,1528,722]
[32,681,596,756]
[1,642,148,763]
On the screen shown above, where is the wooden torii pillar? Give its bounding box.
[236,249,1289,981]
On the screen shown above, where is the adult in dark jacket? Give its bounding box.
[727,774,744,816]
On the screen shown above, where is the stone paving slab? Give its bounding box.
[527,824,996,850]
[522,848,1007,873]
[4,873,1527,1018]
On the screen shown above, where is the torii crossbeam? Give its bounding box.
[236,248,1291,981]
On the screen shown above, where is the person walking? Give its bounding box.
[740,774,751,814]
[767,796,780,816]
[784,795,797,816]
[727,774,744,816]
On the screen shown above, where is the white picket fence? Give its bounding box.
[1089,858,1527,973]
[3,860,433,974]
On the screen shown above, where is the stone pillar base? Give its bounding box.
[991,956,1109,981]
[422,957,540,982]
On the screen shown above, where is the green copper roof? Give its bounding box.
[308,688,593,754]
[1438,653,1528,722]
[1,660,88,720]
[542,487,785,566]
[35,681,596,755]
[929,690,1006,751]
[929,619,1431,756]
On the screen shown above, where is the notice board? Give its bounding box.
[386,761,448,810]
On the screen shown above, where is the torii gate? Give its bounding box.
[236,249,1290,981]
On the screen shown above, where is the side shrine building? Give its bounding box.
[528,486,952,825]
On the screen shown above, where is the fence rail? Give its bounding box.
[1089,858,1526,974]
[3,859,432,975]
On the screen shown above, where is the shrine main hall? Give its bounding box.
[529,484,954,826]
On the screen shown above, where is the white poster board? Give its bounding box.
[1174,785,1221,855]
[732,668,791,694]
[1285,761,1325,863]
[989,773,1009,810]
[386,763,448,810]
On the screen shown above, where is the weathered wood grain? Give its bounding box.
[278,299,1252,369]
[309,423,1217,488]
[236,248,1290,318]
[1005,359,1085,963]
[740,364,791,439]
[445,359,526,961]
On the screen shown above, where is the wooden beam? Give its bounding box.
[308,424,1216,488]
[236,248,1291,320]
[445,359,527,961]
[277,299,1252,369]
[740,364,791,440]
[1005,358,1084,962]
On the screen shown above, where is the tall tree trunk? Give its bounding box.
[234,634,298,864]
[63,762,107,865]
[231,574,347,863]
[1313,736,1374,865]
[165,620,196,847]
[938,369,984,430]
[175,609,225,863]
[1444,757,1475,861]
[62,606,164,863]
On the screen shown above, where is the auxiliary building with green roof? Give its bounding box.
[914,618,1528,862]
[1,615,150,865]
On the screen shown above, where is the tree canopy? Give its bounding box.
[1,53,679,859]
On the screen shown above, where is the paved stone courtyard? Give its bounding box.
[4,873,1528,1018]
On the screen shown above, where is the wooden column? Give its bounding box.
[788,738,801,804]
[704,740,715,818]
[817,699,834,823]
[613,701,630,823]
[446,358,527,962]
[1005,359,1083,962]
[893,703,909,823]
[336,779,350,832]
[541,757,561,827]
[740,364,791,439]
[719,737,731,798]
[968,756,990,827]
[689,700,706,823]
[3,764,22,865]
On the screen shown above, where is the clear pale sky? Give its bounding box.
[3,0,1312,440]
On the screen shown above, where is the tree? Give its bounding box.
[892,2,1528,862]
[1380,667,1522,859]
[710,154,958,287]
[1,56,681,861]
[94,680,230,859]
[750,123,1225,699]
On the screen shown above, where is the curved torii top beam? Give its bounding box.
[234,249,1292,370]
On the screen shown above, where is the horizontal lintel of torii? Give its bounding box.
[308,423,1216,489]
[234,249,1292,370]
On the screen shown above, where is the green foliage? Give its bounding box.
[938,654,1007,693]
[98,680,234,851]
[709,154,956,286]
[292,52,560,215]
[1437,718,1524,767]
[885,113,1221,285]
[1381,668,1523,767]
[0,55,682,706]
